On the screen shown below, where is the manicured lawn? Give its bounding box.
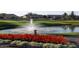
[0,20,27,30]
[0,20,27,26]
[34,19,79,26]
[64,32,79,36]
[1,19,79,28]
[51,32,79,36]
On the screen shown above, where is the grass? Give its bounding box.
[52,32,79,36]
[63,32,79,36]
[0,20,27,30]
[1,19,79,28]
[34,20,79,26]
[0,20,27,26]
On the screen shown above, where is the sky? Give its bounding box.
[0,0,79,16]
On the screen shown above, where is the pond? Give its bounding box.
[0,25,79,34]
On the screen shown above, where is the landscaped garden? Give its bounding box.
[0,19,79,48]
[0,34,77,48]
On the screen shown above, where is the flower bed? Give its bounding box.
[0,34,69,44]
[0,39,76,48]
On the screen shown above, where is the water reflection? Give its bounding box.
[62,25,76,32]
[0,25,79,34]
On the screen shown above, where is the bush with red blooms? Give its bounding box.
[0,34,69,44]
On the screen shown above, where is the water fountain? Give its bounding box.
[26,18,38,34]
[27,19,35,30]
[30,18,33,24]
[0,18,38,34]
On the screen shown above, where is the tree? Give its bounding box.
[0,13,6,19]
[62,12,69,20]
[70,11,75,20]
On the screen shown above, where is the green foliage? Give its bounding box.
[70,11,75,20]
[0,20,26,30]
[0,39,4,44]
[61,11,76,20]
[17,41,29,47]
[10,40,21,46]
[67,43,77,48]
[43,43,53,48]
[62,13,69,20]
[0,39,77,48]
[3,40,12,44]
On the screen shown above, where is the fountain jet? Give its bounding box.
[27,18,37,33]
[30,18,33,24]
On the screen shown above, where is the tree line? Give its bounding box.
[0,11,79,20]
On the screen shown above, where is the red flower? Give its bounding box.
[0,34,69,44]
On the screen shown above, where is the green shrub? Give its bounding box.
[10,40,21,46]
[29,42,37,46]
[3,39,12,44]
[17,41,29,47]
[60,45,68,48]
[67,43,77,48]
[43,43,53,48]
[54,44,62,48]
[35,42,43,48]
[0,39,4,44]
